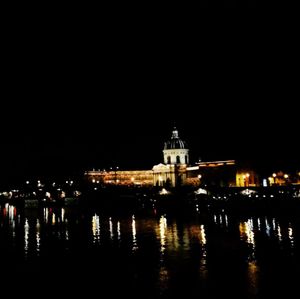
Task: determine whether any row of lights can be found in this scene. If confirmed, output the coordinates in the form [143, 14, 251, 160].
[25, 180, 74, 187]
[92, 177, 135, 184]
[268, 173, 289, 185]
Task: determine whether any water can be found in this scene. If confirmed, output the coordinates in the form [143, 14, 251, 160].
[1, 201, 300, 298]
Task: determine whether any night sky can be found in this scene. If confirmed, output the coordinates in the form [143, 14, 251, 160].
[1, 27, 298, 185]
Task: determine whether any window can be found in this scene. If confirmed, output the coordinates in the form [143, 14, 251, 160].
[167, 156, 171, 164]
[176, 156, 180, 164]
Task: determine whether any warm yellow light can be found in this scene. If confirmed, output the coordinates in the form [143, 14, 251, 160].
[246, 173, 250, 178]
[131, 177, 135, 182]
[284, 174, 289, 179]
[92, 179, 96, 183]
[272, 173, 276, 177]
[198, 174, 202, 179]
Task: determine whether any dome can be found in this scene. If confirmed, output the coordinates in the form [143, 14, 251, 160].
[164, 127, 188, 150]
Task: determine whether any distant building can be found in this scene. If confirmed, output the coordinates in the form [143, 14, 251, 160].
[186, 160, 237, 187]
[152, 127, 189, 187]
[85, 169, 153, 186]
[85, 127, 259, 188]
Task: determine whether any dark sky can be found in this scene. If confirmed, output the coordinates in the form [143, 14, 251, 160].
[1, 27, 298, 184]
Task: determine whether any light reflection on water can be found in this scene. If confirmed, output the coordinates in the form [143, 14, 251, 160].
[24, 218, 29, 257]
[92, 214, 100, 244]
[0, 203, 299, 297]
[109, 217, 114, 240]
[132, 215, 138, 251]
[159, 215, 167, 254]
[36, 219, 40, 254]
[117, 221, 121, 242]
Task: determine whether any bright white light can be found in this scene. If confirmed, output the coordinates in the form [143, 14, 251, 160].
[44, 208, 49, 223]
[265, 217, 271, 237]
[277, 225, 282, 242]
[225, 215, 228, 227]
[200, 224, 206, 245]
[8, 205, 15, 223]
[132, 215, 138, 251]
[159, 215, 167, 253]
[109, 217, 114, 240]
[92, 214, 100, 243]
[240, 189, 257, 196]
[195, 188, 208, 195]
[240, 219, 255, 247]
[117, 221, 121, 241]
[159, 188, 170, 195]
[288, 223, 294, 248]
[24, 218, 29, 256]
[36, 219, 41, 253]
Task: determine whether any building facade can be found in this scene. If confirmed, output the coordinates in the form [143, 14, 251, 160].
[85, 127, 259, 188]
[153, 127, 189, 187]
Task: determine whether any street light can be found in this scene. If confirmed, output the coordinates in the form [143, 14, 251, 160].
[198, 174, 202, 186]
[272, 173, 277, 185]
[284, 174, 289, 185]
[246, 173, 250, 187]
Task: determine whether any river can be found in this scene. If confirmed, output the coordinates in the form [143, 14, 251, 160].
[1, 200, 299, 298]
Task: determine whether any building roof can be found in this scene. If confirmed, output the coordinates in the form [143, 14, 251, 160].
[164, 127, 188, 150]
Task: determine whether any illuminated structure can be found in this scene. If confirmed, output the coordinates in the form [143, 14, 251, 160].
[186, 160, 237, 187]
[153, 127, 189, 187]
[163, 128, 189, 165]
[85, 127, 258, 188]
[85, 169, 153, 186]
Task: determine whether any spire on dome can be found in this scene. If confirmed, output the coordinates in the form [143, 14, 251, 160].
[164, 127, 187, 150]
[171, 127, 179, 139]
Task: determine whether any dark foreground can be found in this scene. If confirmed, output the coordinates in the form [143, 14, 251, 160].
[1, 196, 300, 298]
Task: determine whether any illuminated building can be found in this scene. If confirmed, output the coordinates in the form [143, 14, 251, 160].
[153, 127, 189, 187]
[187, 160, 237, 187]
[85, 127, 258, 188]
[85, 169, 153, 186]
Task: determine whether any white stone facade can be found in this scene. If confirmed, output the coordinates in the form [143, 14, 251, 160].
[163, 148, 189, 165]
